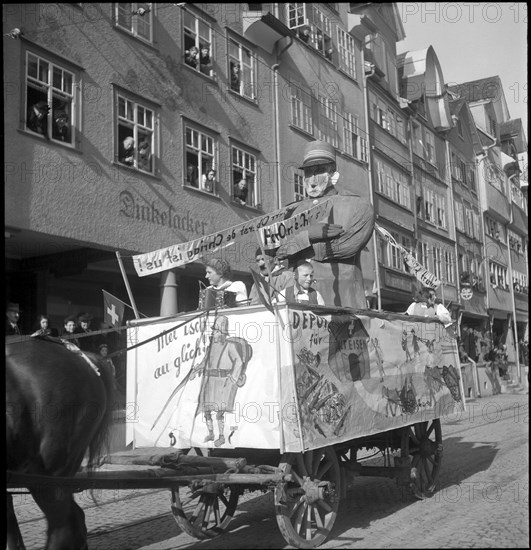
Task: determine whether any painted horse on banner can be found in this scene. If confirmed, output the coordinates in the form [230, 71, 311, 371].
[6, 336, 115, 550]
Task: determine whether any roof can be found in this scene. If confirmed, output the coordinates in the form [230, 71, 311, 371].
[500, 119, 522, 138]
[447, 76, 503, 102]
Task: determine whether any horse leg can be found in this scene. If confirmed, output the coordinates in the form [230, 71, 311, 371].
[6, 492, 26, 550]
[30, 487, 88, 550]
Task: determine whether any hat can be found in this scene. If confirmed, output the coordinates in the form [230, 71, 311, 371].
[299, 140, 336, 169]
[55, 111, 68, 121]
[6, 302, 20, 313]
[65, 314, 77, 323]
[98, 342, 109, 351]
[78, 312, 93, 323]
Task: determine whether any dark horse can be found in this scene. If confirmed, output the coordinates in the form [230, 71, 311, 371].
[6, 336, 115, 550]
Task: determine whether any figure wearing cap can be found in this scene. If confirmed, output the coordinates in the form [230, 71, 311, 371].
[275, 140, 375, 309]
[6, 302, 22, 336]
[189, 315, 253, 447]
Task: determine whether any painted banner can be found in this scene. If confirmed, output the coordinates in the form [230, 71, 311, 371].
[375, 224, 441, 289]
[131, 200, 332, 277]
[127, 305, 464, 452]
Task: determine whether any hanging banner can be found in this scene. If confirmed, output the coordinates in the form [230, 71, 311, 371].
[131, 200, 332, 277]
[127, 306, 464, 453]
[375, 224, 441, 289]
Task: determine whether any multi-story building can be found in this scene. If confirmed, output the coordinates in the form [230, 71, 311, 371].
[4, 3, 372, 332]
[449, 77, 528, 366]
[445, 94, 488, 332]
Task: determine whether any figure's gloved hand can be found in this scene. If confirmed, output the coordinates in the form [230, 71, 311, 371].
[307, 223, 344, 242]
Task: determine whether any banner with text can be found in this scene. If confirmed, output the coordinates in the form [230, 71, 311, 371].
[127, 306, 464, 452]
[375, 224, 441, 289]
[132, 200, 332, 277]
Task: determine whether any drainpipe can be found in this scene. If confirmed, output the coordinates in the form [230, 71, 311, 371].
[505, 192, 521, 382]
[272, 36, 293, 210]
[362, 59, 381, 309]
[444, 139, 459, 314]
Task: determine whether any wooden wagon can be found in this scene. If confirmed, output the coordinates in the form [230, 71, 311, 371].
[8, 303, 465, 548]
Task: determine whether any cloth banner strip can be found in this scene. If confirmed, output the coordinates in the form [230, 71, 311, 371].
[375, 224, 441, 289]
[132, 200, 332, 277]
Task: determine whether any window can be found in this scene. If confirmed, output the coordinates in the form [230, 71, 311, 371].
[229, 38, 256, 100]
[489, 116, 497, 138]
[293, 169, 305, 201]
[368, 92, 406, 144]
[508, 230, 523, 254]
[511, 182, 527, 213]
[444, 249, 455, 284]
[343, 112, 359, 159]
[337, 27, 356, 78]
[485, 161, 503, 191]
[469, 167, 476, 193]
[375, 159, 411, 209]
[232, 146, 258, 208]
[184, 125, 216, 193]
[412, 122, 423, 157]
[115, 3, 153, 43]
[432, 246, 442, 280]
[489, 261, 508, 290]
[424, 129, 436, 164]
[360, 136, 368, 163]
[418, 241, 429, 269]
[485, 216, 503, 240]
[317, 96, 338, 147]
[287, 4, 333, 59]
[457, 117, 463, 138]
[513, 270, 528, 294]
[291, 84, 313, 134]
[455, 201, 465, 232]
[115, 92, 156, 173]
[183, 9, 213, 76]
[25, 51, 77, 146]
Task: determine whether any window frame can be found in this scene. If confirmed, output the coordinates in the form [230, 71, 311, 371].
[114, 89, 158, 174]
[293, 168, 305, 202]
[183, 123, 217, 194]
[231, 144, 259, 208]
[337, 26, 356, 79]
[24, 50, 79, 148]
[115, 3, 154, 44]
[228, 37, 257, 101]
[182, 8, 214, 77]
[290, 83, 313, 135]
[317, 95, 338, 148]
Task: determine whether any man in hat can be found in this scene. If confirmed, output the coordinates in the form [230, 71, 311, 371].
[6, 303, 21, 335]
[275, 140, 375, 309]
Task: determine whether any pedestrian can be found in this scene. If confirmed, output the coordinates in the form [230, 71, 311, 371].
[98, 342, 116, 377]
[32, 314, 59, 337]
[275, 140, 375, 309]
[75, 312, 97, 352]
[248, 248, 293, 305]
[200, 258, 248, 308]
[61, 314, 80, 346]
[6, 302, 22, 335]
[280, 261, 325, 305]
[201, 168, 216, 193]
[406, 287, 453, 327]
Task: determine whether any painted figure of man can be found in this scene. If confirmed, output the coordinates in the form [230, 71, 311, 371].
[190, 315, 252, 447]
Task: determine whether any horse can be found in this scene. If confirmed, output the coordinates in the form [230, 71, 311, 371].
[6, 336, 116, 550]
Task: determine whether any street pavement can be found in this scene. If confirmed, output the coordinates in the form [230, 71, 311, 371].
[11, 392, 529, 549]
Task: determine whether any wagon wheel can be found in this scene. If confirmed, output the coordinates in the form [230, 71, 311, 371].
[274, 447, 341, 549]
[170, 483, 239, 539]
[402, 419, 443, 499]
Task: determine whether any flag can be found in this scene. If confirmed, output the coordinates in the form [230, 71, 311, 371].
[250, 268, 274, 315]
[103, 290, 125, 327]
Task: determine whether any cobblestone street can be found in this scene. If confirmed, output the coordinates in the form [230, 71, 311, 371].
[12, 393, 528, 549]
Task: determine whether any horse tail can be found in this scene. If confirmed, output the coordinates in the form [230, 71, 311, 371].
[87, 357, 117, 469]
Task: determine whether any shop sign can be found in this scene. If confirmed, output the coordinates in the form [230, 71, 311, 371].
[460, 286, 473, 301]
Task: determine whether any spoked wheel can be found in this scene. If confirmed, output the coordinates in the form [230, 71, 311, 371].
[403, 419, 443, 499]
[274, 446, 341, 549]
[171, 483, 239, 539]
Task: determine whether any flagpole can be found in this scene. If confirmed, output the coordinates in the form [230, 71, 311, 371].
[116, 251, 140, 319]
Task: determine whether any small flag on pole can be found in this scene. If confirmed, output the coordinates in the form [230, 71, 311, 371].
[103, 290, 126, 327]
